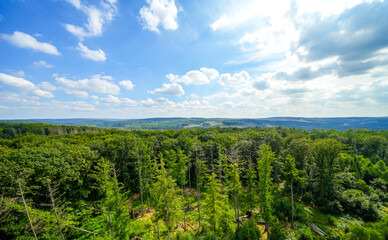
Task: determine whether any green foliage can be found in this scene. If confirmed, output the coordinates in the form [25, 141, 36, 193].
[257, 144, 275, 230]
[1, 123, 388, 239]
[238, 218, 262, 240]
[344, 225, 383, 240]
[338, 189, 380, 222]
[269, 221, 287, 240]
[152, 153, 182, 235]
[312, 138, 342, 206]
[297, 226, 314, 240]
[202, 173, 235, 238]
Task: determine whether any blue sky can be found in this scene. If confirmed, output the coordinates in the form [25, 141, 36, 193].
[0, 0, 388, 119]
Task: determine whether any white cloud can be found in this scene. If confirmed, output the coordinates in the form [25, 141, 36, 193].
[65, 0, 117, 38]
[0, 73, 35, 90]
[33, 60, 54, 68]
[169, 67, 219, 85]
[47, 100, 95, 111]
[119, 80, 135, 90]
[210, 15, 230, 31]
[33, 89, 54, 98]
[77, 42, 106, 61]
[139, 0, 179, 33]
[0, 73, 54, 98]
[38, 82, 56, 91]
[101, 94, 121, 104]
[66, 0, 82, 9]
[1, 31, 60, 55]
[13, 71, 26, 78]
[149, 83, 184, 96]
[219, 71, 250, 87]
[56, 74, 120, 97]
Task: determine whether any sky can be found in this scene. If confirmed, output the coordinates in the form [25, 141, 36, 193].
[0, 0, 388, 119]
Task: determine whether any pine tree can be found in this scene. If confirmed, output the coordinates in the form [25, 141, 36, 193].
[246, 158, 257, 214]
[94, 157, 131, 240]
[257, 144, 275, 235]
[152, 153, 182, 240]
[177, 149, 188, 230]
[203, 173, 234, 239]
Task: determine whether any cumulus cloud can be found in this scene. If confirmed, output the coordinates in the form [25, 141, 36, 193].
[210, 15, 230, 31]
[219, 71, 250, 87]
[139, 0, 179, 33]
[0, 73, 35, 90]
[1, 31, 60, 55]
[295, 1, 388, 78]
[169, 67, 219, 85]
[77, 42, 106, 61]
[0, 73, 54, 98]
[56, 74, 120, 98]
[149, 83, 184, 96]
[101, 94, 121, 104]
[65, 0, 117, 38]
[38, 82, 56, 91]
[33, 60, 54, 68]
[119, 80, 135, 90]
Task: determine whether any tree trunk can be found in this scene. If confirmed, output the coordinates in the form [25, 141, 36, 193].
[108, 207, 113, 240]
[139, 165, 144, 216]
[210, 144, 214, 174]
[147, 192, 150, 213]
[225, 218, 228, 240]
[48, 182, 65, 240]
[291, 182, 294, 228]
[181, 180, 186, 231]
[197, 185, 201, 229]
[188, 159, 191, 189]
[167, 206, 171, 240]
[157, 221, 160, 240]
[196, 156, 201, 229]
[18, 177, 38, 240]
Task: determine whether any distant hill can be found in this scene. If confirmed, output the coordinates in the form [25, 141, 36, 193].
[2, 117, 388, 131]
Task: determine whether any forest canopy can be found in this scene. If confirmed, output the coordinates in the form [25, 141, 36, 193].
[0, 123, 387, 239]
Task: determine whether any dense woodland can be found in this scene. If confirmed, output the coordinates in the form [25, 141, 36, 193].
[0, 123, 388, 239]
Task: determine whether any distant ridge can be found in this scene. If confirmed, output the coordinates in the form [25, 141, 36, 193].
[1, 117, 388, 131]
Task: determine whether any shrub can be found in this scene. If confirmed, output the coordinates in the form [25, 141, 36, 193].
[344, 225, 383, 240]
[238, 219, 262, 240]
[269, 221, 287, 240]
[338, 189, 381, 221]
[297, 226, 314, 240]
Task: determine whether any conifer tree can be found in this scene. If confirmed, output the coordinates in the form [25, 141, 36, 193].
[152, 153, 182, 240]
[246, 158, 257, 214]
[94, 158, 131, 240]
[257, 144, 275, 235]
[177, 149, 188, 230]
[203, 173, 233, 239]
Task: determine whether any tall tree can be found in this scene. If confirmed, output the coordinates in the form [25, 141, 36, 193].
[94, 158, 131, 240]
[282, 155, 304, 228]
[245, 158, 257, 214]
[176, 149, 188, 230]
[312, 139, 342, 205]
[152, 153, 182, 240]
[203, 173, 233, 239]
[257, 144, 275, 234]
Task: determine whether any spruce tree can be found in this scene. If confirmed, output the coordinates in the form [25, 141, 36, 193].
[152, 153, 182, 240]
[257, 144, 275, 235]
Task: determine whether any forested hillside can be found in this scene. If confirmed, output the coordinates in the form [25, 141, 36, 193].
[3, 117, 388, 131]
[1, 124, 388, 239]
